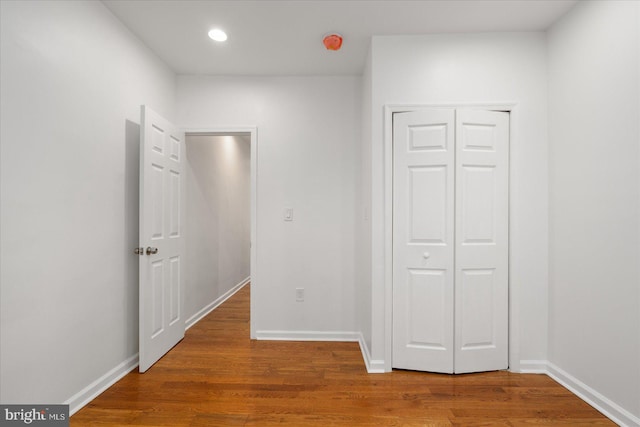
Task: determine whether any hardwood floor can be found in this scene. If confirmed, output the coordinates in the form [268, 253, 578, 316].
[71, 285, 613, 426]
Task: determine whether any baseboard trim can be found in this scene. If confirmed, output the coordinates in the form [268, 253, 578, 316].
[357, 332, 386, 373]
[518, 359, 548, 374]
[65, 353, 138, 416]
[255, 330, 360, 342]
[546, 361, 640, 427]
[255, 330, 388, 374]
[185, 276, 250, 330]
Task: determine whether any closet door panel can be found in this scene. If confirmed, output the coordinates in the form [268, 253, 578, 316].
[392, 109, 455, 373]
[454, 109, 509, 374]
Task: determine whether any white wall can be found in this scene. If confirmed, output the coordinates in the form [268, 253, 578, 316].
[177, 76, 360, 337]
[367, 33, 549, 369]
[185, 135, 250, 320]
[548, 0, 640, 422]
[357, 46, 373, 355]
[0, 0, 175, 406]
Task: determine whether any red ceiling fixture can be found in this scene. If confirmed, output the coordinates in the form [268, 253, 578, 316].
[323, 33, 343, 51]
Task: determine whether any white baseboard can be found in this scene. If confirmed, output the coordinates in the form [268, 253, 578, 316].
[185, 276, 250, 330]
[357, 332, 386, 373]
[255, 330, 360, 342]
[65, 353, 138, 416]
[254, 330, 387, 374]
[546, 361, 640, 427]
[518, 359, 548, 374]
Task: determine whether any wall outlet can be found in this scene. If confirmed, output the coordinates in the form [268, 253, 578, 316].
[295, 288, 304, 302]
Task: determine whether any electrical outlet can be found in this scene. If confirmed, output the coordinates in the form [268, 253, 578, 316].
[295, 288, 304, 302]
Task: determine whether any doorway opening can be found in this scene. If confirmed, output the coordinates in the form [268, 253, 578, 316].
[184, 129, 257, 338]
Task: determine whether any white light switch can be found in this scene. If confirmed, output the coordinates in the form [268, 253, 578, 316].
[284, 207, 293, 221]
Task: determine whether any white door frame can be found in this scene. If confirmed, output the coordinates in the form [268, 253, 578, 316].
[183, 126, 258, 339]
[383, 103, 520, 372]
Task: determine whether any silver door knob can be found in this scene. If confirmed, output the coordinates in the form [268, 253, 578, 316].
[146, 247, 158, 255]
[423, 252, 430, 259]
[134, 247, 144, 255]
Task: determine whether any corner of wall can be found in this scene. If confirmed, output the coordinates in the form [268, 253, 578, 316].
[357, 332, 385, 373]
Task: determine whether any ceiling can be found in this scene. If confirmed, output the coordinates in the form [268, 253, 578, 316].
[102, 0, 577, 76]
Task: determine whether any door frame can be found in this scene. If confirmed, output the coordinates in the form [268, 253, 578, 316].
[183, 126, 258, 339]
[383, 103, 520, 372]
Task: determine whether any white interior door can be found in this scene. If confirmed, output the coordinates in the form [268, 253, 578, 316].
[454, 109, 509, 373]
[392, 108, 509, 374]
[139, 105, 185, 373]
[392, 109, 456, 373]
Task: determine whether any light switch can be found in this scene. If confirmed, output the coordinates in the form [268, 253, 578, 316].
[284, 207, 293, 221]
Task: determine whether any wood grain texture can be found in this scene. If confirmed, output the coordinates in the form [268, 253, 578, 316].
[71, 284, 613, 426]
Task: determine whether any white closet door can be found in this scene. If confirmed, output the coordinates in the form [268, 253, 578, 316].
[139, 106, 185, 373]
[454, 109, 509, 373]
[392, 109, 456, 373]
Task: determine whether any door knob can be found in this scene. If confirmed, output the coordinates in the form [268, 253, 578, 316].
[146, 247, 158, 255]
[423, 252, 430, 259]
[134, 247, 144, 255]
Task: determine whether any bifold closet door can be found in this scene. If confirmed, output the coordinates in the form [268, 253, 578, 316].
[454, 109, 509, 374]
[392, 108, 509, 374]
[392, 109, 456, 373]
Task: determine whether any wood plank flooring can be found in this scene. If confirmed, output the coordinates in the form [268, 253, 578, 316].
[71, 285, 613, 426]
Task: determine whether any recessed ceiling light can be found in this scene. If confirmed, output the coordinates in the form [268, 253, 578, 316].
[208, 29, 227, 42]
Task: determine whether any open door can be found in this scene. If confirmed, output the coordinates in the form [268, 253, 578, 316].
[138, 106, 185, 372]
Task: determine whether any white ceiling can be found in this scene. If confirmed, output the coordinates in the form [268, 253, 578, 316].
[102, 0, 577, 76]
